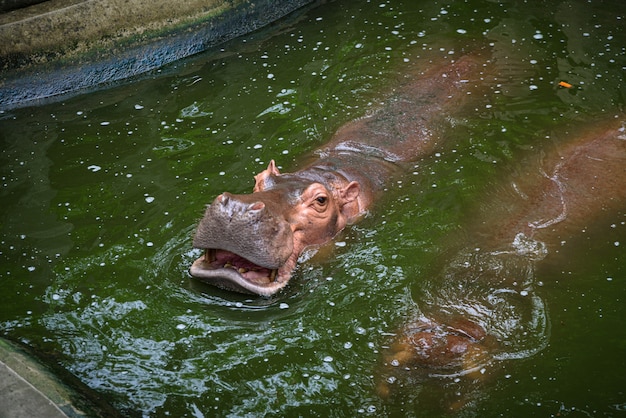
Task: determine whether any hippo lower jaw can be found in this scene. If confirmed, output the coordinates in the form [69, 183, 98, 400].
[189, 248, 291, 296]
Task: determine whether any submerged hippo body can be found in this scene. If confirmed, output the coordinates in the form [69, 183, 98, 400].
[190, 53, 490, 295]
[377, 119, 626, 403]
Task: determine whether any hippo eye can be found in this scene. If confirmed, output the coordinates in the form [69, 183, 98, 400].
[315, 196, 328, 205]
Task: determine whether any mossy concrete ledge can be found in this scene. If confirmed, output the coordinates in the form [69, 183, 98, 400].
[0, 0, 316, 110]
[0, 337, 122, 418]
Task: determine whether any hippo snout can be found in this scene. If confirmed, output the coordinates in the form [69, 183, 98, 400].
[192, 192, 295, 269]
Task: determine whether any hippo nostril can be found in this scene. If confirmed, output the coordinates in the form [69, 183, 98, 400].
[248, 202, 265, 212]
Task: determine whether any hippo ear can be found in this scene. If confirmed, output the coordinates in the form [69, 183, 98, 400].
[253, 160, 281, 192]
[338, 181, 361, 220]
[340, 181, 360, 204]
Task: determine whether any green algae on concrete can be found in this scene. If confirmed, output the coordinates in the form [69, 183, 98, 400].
[0, 0, 316, 109]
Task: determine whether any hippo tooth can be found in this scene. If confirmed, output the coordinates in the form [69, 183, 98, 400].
[224, 263, 233, 269]
[269, 269, 277, 281]
[205, 248, 216, 263]
[238, 267, 248, 274]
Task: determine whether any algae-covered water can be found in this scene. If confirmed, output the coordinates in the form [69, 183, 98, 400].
[1, 0, 626, 416]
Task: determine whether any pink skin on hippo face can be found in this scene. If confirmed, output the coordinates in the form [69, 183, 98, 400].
[190, 160, 362, 296]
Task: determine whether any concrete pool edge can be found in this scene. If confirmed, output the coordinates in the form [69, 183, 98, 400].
[0, 0, 317, 111]
[0, 337, 123, 417]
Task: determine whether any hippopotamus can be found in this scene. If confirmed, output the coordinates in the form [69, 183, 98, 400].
[377, 118, 626, 403]
[190, 52, 491, 295]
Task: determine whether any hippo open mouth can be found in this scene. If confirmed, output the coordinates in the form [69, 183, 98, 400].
[190, 248, 284, 295]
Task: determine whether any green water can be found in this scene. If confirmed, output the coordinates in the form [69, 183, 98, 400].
[1, 0, 625, 416]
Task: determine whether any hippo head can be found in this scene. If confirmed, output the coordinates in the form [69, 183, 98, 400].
[190, 160, 362, 296]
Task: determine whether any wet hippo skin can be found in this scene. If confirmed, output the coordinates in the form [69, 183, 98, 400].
[190, 52, 492, 296]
